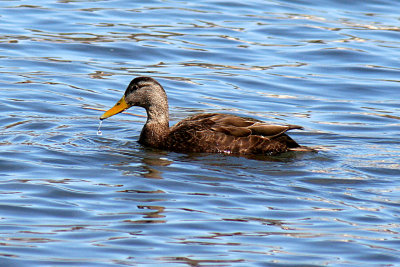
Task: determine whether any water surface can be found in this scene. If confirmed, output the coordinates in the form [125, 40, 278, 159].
[0, 0, 400, 266]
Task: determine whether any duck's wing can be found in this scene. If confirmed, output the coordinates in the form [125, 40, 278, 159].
[248, 123, 303, 138]
[206, 114, 303, 138]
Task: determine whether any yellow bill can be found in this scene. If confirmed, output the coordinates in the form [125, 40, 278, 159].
[100, 95, 130, 120]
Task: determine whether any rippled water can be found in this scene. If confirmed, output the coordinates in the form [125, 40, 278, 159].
[1, 0, 400, 266]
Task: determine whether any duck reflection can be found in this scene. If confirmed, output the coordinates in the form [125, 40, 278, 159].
[108, 146, 173, 179]
[111, 150, 172, 224]
[141, 154, 172, 179]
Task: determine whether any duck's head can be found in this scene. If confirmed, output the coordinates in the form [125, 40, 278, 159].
[100, 76, 167, 120]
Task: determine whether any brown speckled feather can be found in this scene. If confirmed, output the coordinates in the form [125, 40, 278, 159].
[165, 113, 304, 155]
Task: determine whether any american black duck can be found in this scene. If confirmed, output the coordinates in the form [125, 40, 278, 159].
[100, 76, 312, 155]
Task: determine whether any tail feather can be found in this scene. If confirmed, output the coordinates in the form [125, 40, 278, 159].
[288, 146, 317, 152]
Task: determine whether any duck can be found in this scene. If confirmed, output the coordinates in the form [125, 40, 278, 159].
[100, 76, 312, 155]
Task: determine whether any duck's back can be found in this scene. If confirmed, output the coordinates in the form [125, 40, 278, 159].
[164, 113, 304, 155]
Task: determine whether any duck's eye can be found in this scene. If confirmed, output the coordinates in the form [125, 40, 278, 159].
[125, 83, 138, 97]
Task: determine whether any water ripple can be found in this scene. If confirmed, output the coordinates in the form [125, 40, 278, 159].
[0, 0, 400, 266]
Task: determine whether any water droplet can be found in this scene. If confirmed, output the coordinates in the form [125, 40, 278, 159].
[97, 120, 103, 136]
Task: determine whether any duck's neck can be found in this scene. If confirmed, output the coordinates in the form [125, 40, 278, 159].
[139, 105, 170, 148]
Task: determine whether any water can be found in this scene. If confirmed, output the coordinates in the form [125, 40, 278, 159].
[1, 0, 400, 266]
[97, 120, 103, 136]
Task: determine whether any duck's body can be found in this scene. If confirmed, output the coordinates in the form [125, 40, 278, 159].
[156, 113, 304, 154]
[100, 77, 311, 155]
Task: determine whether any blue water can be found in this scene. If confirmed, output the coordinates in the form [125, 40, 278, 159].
[1, 0, 400, 266]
